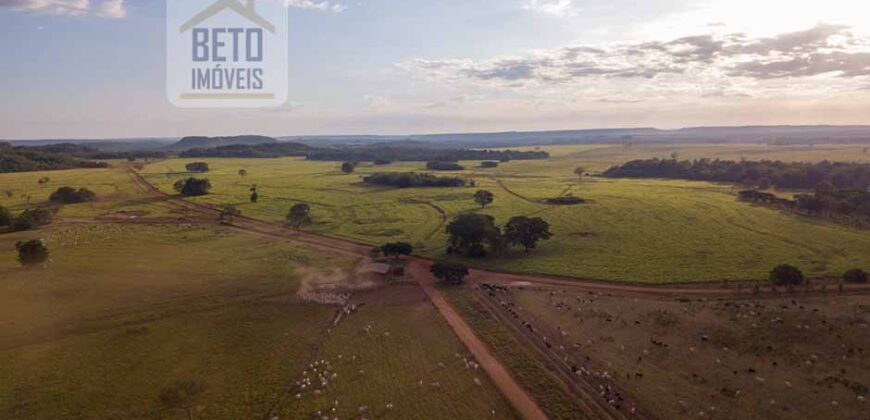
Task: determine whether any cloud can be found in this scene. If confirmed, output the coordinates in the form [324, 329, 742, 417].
[287, 0, 346, 13]
[0, 0, 127, 18]
[401, 24, 870, 88]
[0, 0, 89, 16]
[93, 0, 124, 18]
[523, 0, 575, 17]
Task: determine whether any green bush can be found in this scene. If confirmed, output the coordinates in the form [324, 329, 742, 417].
[769, 264, 805, 286]
[49, 186, 97, 204]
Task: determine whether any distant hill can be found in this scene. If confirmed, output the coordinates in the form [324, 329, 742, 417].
[168, 135, 279, 151]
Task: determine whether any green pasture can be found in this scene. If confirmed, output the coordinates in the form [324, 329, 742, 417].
[140, 150, 870, 282]
[0, 166, 170, 218]
[0, 224, 510, 419]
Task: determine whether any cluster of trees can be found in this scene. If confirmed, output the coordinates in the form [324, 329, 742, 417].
[603, 158, 870, 191]
[0, 143, 109, 173]
[0, 206, 55, 232]
[739, 183, 870, 222]
[306, 146, 548, 163]
[362, 172, 467, 188]
[179, 142, 312, 158]
[446, 214, 552, 257]
[480, 161, 499, 168]
[185, 162, 210, 173]
[173, 178, 212, 196]
[49, 187, 97, 204]
[769, 264, 868, 286]
[426, 161, 465, 171]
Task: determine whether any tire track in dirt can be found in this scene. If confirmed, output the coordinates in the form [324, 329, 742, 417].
[125, 169, 870, 419]
[129, 169, 548, 419]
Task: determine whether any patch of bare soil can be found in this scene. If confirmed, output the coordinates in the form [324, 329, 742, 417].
[496, 285, 870, 420]
[97, 210, 149, 221]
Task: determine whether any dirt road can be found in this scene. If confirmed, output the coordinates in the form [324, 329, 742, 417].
[124, 169, 870, 419]
[128, 170, 550, 419]
[410, 261, 549, 420]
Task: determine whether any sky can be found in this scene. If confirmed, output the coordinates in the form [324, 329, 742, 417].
[2, 0, 870, 139]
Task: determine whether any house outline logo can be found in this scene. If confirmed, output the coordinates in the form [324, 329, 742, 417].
[179, 0, 275, 34]
[166, 0, 289, 109]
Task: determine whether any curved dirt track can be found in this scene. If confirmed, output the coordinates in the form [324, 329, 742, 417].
[128, 170, 550, 419]
[126, 169, 870, 419]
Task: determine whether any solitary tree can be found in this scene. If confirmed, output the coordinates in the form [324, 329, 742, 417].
[380, 242, 413, 261]
[769, 264, 805, 287]
[219, 205, 241, 224]
[16, 239, 49, 266]
[844, 268, 868, 284]
[431, 262, 469, 285]
[37, 177, 50, 186]
[286, 203, 312, 228]
[173, 178, 212, 197]
[341, 162, 356, 174]
[503, 216, 553, 252]
[158, 379, 205, 420]
[473, 190, 494, 209]
[249, 185, 259, 203]
[574, 167, 586, 180]
[445, 214, 503, 257]
[238, 169, 248, 178]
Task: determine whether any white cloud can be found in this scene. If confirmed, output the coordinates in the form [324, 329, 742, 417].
[93, 0, 124, 18]
[287, 0, 346, 13]
[399, 24, 870, 101]
[523, 0, 575, 17]
[0, 0, 126, 18]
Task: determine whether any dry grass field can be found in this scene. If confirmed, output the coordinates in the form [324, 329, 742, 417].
[0, 221, 513, 419]
[489, 284, 870, 419]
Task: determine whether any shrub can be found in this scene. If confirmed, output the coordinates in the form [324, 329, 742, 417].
[431, 262, 469, 285]
[16, 239, 49, 266]
[173, 178, 212, 197]
[341, 162, 357, 173]
[844, 268, 868, 284]
[286, 203, 312, 228]
[544, 196, 585, 205]
[49, 186, 97, 204]
[185, 162, 210, 173]
[769, 264, 805, 286]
